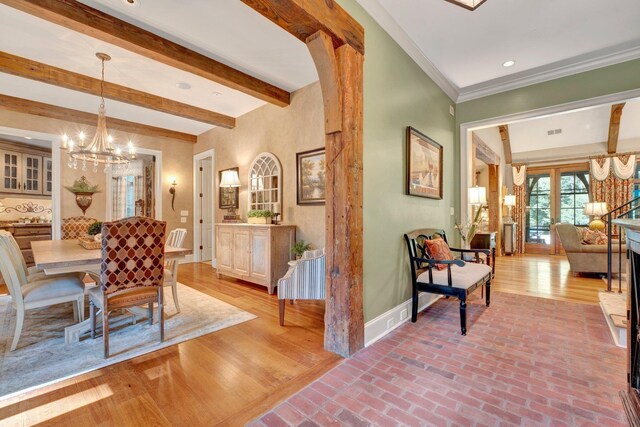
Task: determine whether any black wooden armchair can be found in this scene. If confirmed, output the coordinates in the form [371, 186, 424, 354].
[404, 228, 492, 335]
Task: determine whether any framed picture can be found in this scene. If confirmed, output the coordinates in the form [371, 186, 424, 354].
[219, 167, 239, 209]
[406, 126, 443, 199]
[296, 148, 326, 205]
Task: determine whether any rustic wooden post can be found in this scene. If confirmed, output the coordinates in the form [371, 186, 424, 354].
[307, 35, 364, 357]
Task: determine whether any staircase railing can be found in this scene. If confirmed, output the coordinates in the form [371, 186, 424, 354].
[605, 196, 640, 292]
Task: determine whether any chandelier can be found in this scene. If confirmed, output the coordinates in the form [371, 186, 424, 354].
[445, 0, 487, 11]
[61, 52, 135, 173]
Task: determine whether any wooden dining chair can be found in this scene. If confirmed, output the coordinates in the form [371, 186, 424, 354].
[88, 216, 166, 358]
[61, 216, 98, 240]
[0, 233, 85, 351]
[164, 228, 187, 313]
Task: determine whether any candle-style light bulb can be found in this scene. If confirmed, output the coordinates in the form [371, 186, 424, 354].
[78, 131, 86, 147]
[61, 134, 68, 150]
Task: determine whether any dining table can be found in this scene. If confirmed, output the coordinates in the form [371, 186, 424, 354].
[31, 239, 192, 344]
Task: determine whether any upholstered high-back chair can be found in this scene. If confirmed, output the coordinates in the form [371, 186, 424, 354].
[88, 216, 166, 358]
[277, 249, 325, 326]
[61, 216, 98, 240]
[164, 228, 187, 313]
[0, 232, 85, 351]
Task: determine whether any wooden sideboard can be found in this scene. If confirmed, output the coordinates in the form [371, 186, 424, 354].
[215, 223, 296, 294]
[0, 223, 52, 266]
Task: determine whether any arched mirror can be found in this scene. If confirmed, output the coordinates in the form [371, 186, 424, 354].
[248, 152, 281, 213]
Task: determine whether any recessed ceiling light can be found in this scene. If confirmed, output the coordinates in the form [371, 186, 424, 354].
[121, 0, 141, 7]
[212, 91, 222, 96]
[175, 82, 191, 90]
[503, 60, 516, 68]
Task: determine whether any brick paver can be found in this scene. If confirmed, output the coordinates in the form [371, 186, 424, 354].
[252, 292, 627, 426]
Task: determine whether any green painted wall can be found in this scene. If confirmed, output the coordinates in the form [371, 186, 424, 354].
[457, 59, 640, 124]
[339, 0, 456, 322]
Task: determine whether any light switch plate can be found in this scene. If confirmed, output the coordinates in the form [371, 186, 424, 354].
[180, 210, 189, 216]
[450, 207, 455, 216]
[180, 217, 187, 223]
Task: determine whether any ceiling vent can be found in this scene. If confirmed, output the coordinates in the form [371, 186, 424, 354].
[547, 129, 562, 136]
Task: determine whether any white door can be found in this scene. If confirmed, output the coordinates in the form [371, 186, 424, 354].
[199, 158, 213, 262]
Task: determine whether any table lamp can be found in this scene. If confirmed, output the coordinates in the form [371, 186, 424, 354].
[583, 202, 607, 231]
[504, 194, 516, 224]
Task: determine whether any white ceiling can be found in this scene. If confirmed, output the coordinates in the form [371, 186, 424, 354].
[357, 0, 640, 101]
[0, 1, 318, 135]
[473, 98, 640, 155]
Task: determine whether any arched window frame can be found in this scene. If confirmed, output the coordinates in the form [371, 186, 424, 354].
[248, 152, 282, 213]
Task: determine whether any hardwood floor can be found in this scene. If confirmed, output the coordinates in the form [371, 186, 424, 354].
[0, 254, 610, 426]
[492, 253, 610, 304]
[0, 263, 342, 426]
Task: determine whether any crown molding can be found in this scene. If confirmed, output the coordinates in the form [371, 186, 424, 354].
[356, 0, 640, 104]
[457, 41, 640, 102]
[355, 0, 459, 102]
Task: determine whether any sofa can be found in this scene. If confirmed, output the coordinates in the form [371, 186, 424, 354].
[555, 223, 626, 274]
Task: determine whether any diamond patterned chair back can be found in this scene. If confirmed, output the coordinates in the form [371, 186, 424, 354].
[61, 216, 98, 240]
[100, 216, 166, 295]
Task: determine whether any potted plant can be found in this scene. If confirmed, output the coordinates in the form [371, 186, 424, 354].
[88, 221, 103, 242]
[291, 240, 312, 260]
[65, 176, 100, 215]
[247, 209, 275, 224]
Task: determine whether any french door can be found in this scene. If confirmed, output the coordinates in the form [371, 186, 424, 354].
[525, 165, 590, 254]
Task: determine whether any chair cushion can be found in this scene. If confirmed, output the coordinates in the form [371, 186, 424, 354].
[26, 266, 86, 283]
[423, 238, 453, 270]
[88, 286, 158, 310]
[22, 276, 85, 303]
[417, 262, 492, 290]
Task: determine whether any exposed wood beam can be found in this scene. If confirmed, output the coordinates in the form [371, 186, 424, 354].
[472, 132, 500, 165]
[240, 0, 364, 56]
[0, 0, 290, 107]
[306, 32, 342, 134]
[607, 103, 625, 154]
[498, 125, 512, 164]
[0, 94, 197, 143]
[0, 51, 235, 129]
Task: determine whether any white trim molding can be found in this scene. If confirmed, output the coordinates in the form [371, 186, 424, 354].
[365, 293, 441, 347]
[192, 149, 215, 265]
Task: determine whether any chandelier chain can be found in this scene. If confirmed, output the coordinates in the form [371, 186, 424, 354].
[100, 57, 105, 109]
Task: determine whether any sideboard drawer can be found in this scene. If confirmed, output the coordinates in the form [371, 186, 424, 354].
[13, 226, 51, 237]
[14, 234, 50, 250]
[22, 250, 34, 265]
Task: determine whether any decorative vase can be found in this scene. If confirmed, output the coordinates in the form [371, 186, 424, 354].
[74, 192, 94, 215]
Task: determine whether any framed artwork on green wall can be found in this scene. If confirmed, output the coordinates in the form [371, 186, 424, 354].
[406, 126, 443, 200]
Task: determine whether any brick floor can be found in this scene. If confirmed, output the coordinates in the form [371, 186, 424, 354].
[249, 292, 627, 426]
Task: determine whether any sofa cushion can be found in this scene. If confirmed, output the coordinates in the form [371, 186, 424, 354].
[582, 228, 608, 245]
[423, 238, 453, 271]
[417, 263, 491, 289]
[581, 243, 626, 253]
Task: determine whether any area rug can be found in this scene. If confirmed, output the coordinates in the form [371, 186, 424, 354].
[0, 283, 256, 399]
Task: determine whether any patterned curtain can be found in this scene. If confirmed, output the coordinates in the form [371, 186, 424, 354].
[590, 156, 634, 234]
[112, 177, 128, 220]
[512, 165, 527, 254]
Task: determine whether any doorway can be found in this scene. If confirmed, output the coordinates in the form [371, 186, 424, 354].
[193, 149, 215, 265]
[525, 164, 590, 254]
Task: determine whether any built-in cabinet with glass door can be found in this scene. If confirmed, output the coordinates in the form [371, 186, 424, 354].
[0, 141, 52, 196]
[525, 164, 590, 254]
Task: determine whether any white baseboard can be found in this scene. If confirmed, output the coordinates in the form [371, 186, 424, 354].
[178, 254, 195, 264]
[364, 293, 442, 347]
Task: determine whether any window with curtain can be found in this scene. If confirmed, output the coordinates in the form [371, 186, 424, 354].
[526, 174, 551, 244]
[111, 159, 149, 220]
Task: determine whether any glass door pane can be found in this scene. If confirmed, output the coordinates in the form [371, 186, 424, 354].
[560, 171, 590, 226]
[526, 173, 552, 246]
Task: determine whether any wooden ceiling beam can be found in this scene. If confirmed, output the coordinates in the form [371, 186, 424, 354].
[0, 51, 235, 129]
[0, 0, 290, 107]
[0, 94, 197, 143]
[498, 124, 513, 164]
[472, 132, 500, 165]
[607, 103, 625, 154]
[240, 0, 364, 56]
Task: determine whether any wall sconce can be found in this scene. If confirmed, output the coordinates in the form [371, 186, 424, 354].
[169, 177, 177, 211]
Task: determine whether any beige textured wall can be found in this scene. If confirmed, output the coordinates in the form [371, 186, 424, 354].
[0, 110, 194, 249]
[195, 82, 325, 250]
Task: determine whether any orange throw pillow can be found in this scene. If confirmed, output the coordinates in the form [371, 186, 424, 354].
[423, 238, 453, 271]
[582, 228, 608, 245]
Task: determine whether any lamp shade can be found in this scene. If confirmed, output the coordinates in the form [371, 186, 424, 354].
[468, 186, 487, 205]
[220, 170, 240, 187]
[584, 202, 608, 217]
[504, 194, 516, 207]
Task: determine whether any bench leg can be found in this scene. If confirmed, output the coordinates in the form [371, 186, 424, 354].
[485, 280, 491, 307]
[411, 289, 419, 322]
[459, 299, 467, 336]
